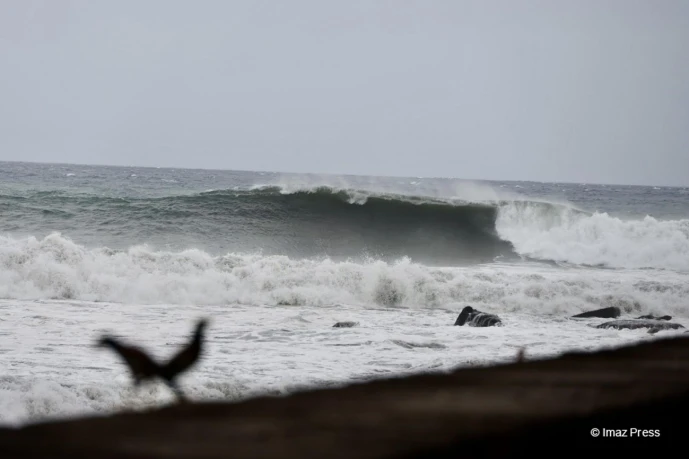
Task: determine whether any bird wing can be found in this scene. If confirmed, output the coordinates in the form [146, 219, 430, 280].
[160, 342, 199, 380]
[100, 337, 160, 380]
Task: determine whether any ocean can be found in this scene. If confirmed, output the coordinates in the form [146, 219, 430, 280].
[1, 160, 688, 425]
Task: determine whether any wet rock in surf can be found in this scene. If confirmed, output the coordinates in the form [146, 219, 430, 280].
[596, 319, 684, 333]
[636, 314, 672, 321]
[454, 306, 502, 327]
[571, 307, 620, 319]
[333, 321, 359, 328]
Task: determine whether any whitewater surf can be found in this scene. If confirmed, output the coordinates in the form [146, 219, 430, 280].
[0, 161, 687, 426]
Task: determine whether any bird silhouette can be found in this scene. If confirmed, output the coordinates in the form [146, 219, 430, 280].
[97, 318, 209, 401]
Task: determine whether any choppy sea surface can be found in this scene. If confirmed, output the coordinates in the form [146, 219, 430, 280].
[1, 161, 687, 425]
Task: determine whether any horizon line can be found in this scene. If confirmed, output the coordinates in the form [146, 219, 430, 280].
[0, 159, 685, 189]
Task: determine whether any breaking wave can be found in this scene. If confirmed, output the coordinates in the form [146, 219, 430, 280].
[0, 233, 688, 317]
[1, 184, 688, 270]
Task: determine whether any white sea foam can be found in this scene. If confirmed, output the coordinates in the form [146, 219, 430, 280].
[496, 201, 689, 271]
[0, 233, 687, 317]
[1, 298, 685, 426]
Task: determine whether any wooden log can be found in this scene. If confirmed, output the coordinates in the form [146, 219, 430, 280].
[1, 336, 687, 457]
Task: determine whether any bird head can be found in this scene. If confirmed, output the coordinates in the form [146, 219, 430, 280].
[96, 336, 117, 348]
[194, 318, 209, 338]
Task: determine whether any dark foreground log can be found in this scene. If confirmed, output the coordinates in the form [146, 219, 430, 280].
[2, 336, 689, 458]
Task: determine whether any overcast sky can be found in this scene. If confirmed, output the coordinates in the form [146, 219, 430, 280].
[1, 1, 687, 186]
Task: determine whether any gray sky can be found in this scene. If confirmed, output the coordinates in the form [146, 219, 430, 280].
[1, 0, 688, 186]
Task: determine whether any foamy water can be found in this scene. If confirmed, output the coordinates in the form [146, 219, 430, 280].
[2, 296, 685, 426]
[496, 202, 689, 271]
[1, 234, 688, 315]
[1, 163, 688, 426]
[1, 244, 688, 426]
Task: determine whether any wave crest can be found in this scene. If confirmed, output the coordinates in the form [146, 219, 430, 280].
[2, 184, 688, 271]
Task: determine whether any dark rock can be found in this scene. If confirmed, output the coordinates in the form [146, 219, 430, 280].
[636, 314, 672, 321]
[571, 306, 621, 319]
[333, 321, 359, 328]
[596, 319, 684, 333]
[454, 306, 502, 327]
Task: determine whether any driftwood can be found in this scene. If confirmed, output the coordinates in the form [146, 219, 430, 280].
[1, 336, 687, 457]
